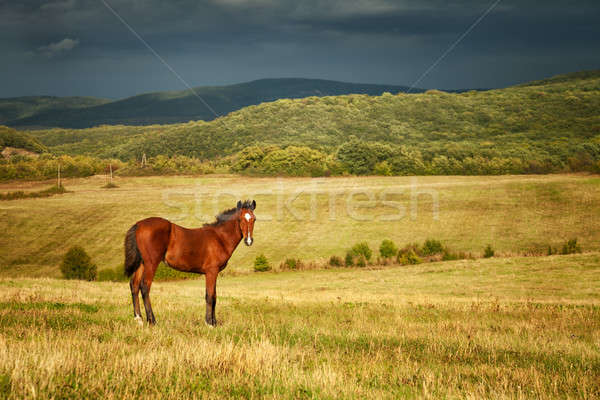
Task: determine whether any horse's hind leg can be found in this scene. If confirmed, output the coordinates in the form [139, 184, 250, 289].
[140, 261, 158, 325]
[130, 265, 144, 325]
[205, 270, 218, 326]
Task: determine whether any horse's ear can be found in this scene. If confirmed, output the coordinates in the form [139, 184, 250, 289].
[251, 200, 256, 210]
[237, 200, 242, 210]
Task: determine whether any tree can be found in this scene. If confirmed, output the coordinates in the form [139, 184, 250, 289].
[61, 246, 97, 281]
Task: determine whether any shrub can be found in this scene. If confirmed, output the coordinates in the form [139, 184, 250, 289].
[329, 255, 343, 267]
[484, 244, 495, 258]
[379, 239, 398, 259]
[421, 239, 444, 256]
[561, 239, 582, 255]
[398, 243, 421, 256]
[344, 251, 354, 267]
[61, 246, 97, 281]
[355, 256, 367, 268]
[280, 258, 303, 270]
[547, 245, 559, 256]
[254, 254, 271, 272]
[398, 250, 422, 265]
[350, 242, 372, 261]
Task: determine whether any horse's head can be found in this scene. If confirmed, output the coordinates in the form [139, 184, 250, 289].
[237, 200, 256, 246]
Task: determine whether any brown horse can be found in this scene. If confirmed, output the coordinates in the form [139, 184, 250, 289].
[124, 200, 256, 326]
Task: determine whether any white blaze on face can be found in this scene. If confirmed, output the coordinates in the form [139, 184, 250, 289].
[244, 213, 253, 245]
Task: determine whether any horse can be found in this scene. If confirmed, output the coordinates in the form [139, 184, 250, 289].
[124, 199, 256, 326]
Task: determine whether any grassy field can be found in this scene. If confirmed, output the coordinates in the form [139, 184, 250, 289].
[0, 174, 599, 277]
[1, 174, 600, 276]
[0, 253, 598, 398]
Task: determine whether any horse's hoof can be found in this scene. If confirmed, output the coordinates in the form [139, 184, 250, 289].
[134, 315, 143, 326]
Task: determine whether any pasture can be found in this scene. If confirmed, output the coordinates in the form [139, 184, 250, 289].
[0, 174, 599, 398]
[0, 254, 599, 398]
[1, 174, 599, 277]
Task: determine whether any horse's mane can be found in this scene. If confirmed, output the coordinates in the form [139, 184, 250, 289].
[204, 200, 253, 227]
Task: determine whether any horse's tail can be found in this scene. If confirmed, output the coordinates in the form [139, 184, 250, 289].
[124, 224, 142, 277]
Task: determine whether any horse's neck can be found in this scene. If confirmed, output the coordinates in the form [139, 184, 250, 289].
[214, 217, 242, 256]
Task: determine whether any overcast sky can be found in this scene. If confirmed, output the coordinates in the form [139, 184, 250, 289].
[1, 0, 599, 99]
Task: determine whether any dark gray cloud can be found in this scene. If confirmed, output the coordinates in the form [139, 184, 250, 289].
[1, 0, 599, 98]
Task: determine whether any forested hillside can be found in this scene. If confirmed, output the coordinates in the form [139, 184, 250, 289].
[0, 126, 46, 154]
[1, 70, 599, 180]
[4, 79, 421, 128]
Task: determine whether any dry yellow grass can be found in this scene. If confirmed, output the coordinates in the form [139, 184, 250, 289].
[0, 253, 599, 398]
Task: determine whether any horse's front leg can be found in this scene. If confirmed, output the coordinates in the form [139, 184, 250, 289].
[205, 270, 218, 326]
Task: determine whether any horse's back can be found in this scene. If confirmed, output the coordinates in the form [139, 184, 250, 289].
[135, 217, 172, 263]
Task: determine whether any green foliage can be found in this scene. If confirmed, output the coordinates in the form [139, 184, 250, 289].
[398, 250, 422, 265]
[350, 242, 372, 261]
[561, 239, 582, 255]
[280, 258, 303, 270]
[344, 251, 354, 267]
[0, 126, 47, 153]
[421, 239, 445, 256]
[328, 255, 343, 267]
[16, 70, 600, 177]
[3, 79, 411, 128]
[61, 246, 97, 281]
[379, 239, 398, 259]
[253, 254, 271, 272]
[373, 161, 393, 176]
[484, 244, 495, 258]
[250, 146, 328, 176]
[355, 256, 367, 268]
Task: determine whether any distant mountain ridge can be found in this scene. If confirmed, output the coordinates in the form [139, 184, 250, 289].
[2, 78, 430, 129]
[0, 96, 110, 126]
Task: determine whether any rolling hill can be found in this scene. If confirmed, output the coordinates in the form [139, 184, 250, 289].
[0, 96, 110, 127]
[3, 79, 425, 129]
[26, 70, 600, 160]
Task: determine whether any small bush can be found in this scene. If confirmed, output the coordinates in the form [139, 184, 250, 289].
[398, 250, 422, 265]
[280, 258, 303, 270]
[355, 255, 367, 268]
[398, 243, 422, 257]
[561, 239, 582, 255]
[421, 239, 444, 256]
[61, 246, 97, 281]
[547, 245, 559, 256]
[350, 242, 372, 261]
[345, 251, 354, 267]
[254, 254, 271, 272]
[484, 244, 495, 258]
[379, 239, 398, 259]
[329, 255, 343, 267]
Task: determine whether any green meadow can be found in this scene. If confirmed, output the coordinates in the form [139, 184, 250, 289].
[1, 174, 599, 277]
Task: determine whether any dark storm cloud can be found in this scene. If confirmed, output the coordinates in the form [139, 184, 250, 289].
[1, 0, 599, 97]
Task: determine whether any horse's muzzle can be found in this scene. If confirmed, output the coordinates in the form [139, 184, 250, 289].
[245, 237, 253, 246]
